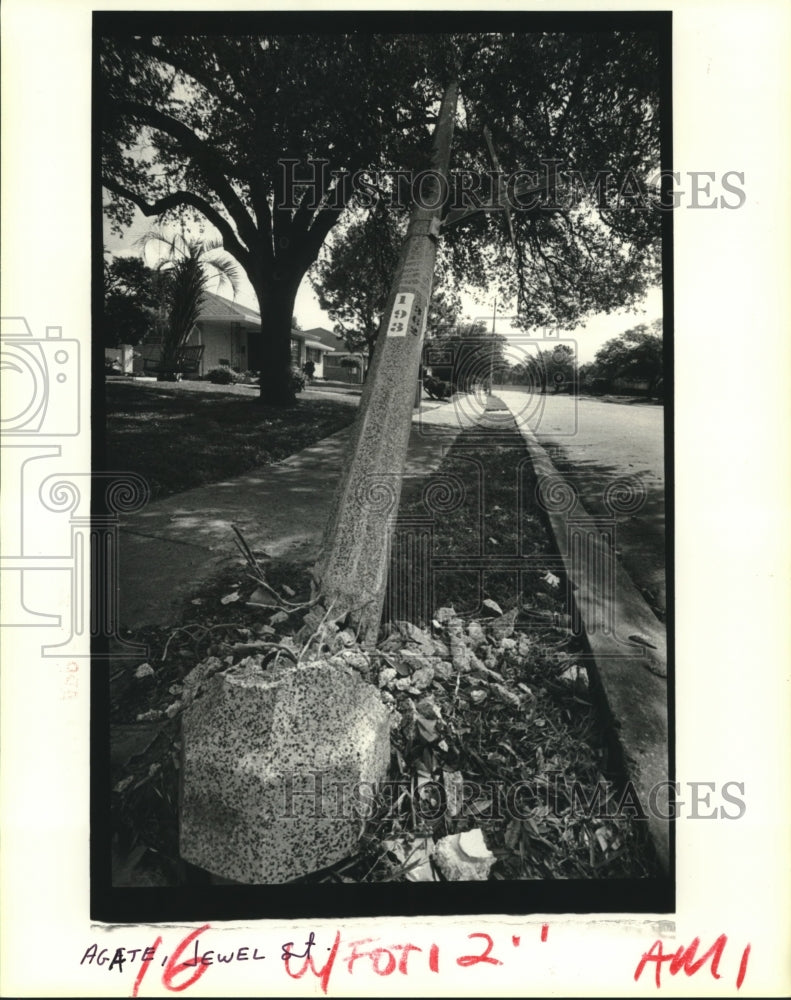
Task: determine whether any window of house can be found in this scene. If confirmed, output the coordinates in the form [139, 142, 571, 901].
[290, 339, 301, 364]
[306, 347, 322, 364]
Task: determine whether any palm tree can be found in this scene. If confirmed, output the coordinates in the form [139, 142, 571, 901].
[138, 231, 240, 380]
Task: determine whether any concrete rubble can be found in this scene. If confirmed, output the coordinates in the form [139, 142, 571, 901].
[432, 829, 496, 881]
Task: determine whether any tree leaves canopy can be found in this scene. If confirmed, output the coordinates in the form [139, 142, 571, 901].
[101, 33, 445, 287]
[102, 254, 167, 347]
[100, 26, 663, 333]
[447, 31, 662, 327]
[309, 209, 405, 357]
[589, 318, 663, 389]
[309, 207, 465, 357]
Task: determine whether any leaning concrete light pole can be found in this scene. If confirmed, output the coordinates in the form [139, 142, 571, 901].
[314, 79, 460, 644]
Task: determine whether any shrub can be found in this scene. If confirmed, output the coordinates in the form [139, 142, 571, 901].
[424, 375, 452, 400]
[210, 366, 305, 391]
[588, 377, 611, 396]
[206, 365, 236, 384]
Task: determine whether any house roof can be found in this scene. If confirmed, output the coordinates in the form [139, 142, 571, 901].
[197, 297, 347, 353]
[302, 339, 334, 353]
[198, 290, 262, 326]
[299, 326, 346, 352]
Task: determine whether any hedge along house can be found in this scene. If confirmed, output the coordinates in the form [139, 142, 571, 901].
[133, 291, 335, 377]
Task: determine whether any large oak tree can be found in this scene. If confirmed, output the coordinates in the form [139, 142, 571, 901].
[99, 26, 663, 404]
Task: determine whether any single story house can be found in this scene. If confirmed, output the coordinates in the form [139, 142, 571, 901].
[297, 326, 371, 384]
[293, 326, 345, 379]
[130, 292, 337, 378]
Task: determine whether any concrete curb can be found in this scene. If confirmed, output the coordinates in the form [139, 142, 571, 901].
[507, 406, 670, 873]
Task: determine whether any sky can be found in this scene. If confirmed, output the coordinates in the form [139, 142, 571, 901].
[104, 207, 662, 365]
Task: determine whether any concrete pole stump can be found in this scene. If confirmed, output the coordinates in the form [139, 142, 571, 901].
[179, 658, 391, 883]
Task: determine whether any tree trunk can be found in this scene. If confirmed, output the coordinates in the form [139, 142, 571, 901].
[253, 277, 301, 406]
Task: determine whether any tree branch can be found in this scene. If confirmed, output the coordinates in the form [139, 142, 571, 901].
[303, 173, 355, 263]
[104, 99, 260, 253]
[248, 177, 275, 269]
[127, 38, 250, 119]
[101, 177, 253, 275]
[120, 38, 273, 270]
[529, 220, 563, 314]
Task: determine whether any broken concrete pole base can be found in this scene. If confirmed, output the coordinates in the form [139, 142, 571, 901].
[180, 659, 391, 884]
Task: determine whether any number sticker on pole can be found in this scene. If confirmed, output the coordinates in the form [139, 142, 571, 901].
[386, 293, 414, 337]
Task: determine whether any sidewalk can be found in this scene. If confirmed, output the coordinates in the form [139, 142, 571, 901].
[117, 394, 478, 629]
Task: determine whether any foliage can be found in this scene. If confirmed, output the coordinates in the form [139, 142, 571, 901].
[510, 343, 577, 393]
[589, 318, 663, 392]
[426, 321, 507, 391]
[577, 361, 608, 395]
[99, 27, 663, 401]
[426, 283, 464, 340]
[423, 375, 453, 400]
[139, 231, 240, 380]
[110, 412, 659, 885]
[311, 208, 464, 360]
[99, 32, 448, 402]
[310, 209, 404, 358]
[206, 365, 238, 385]
[102, 253, 167, 347]
[206, 365, 260, 385]
[290, 366, 307, 393]
[447, 31, 663, 329]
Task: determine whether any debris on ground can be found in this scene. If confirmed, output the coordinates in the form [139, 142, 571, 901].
[110, 569, 658, 885]
[109, 407, 659, 886]
[433, 829, 496, 881]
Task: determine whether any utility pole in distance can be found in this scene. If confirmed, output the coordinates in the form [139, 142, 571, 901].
[314, 79, 460, 644]
[473, 300, 503, 395]
[490, 296, 497, 393]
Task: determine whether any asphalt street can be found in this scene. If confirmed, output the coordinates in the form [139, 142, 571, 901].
[496, 388, 668, 618]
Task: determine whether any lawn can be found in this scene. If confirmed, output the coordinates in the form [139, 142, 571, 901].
[104, 381, 358, 500]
